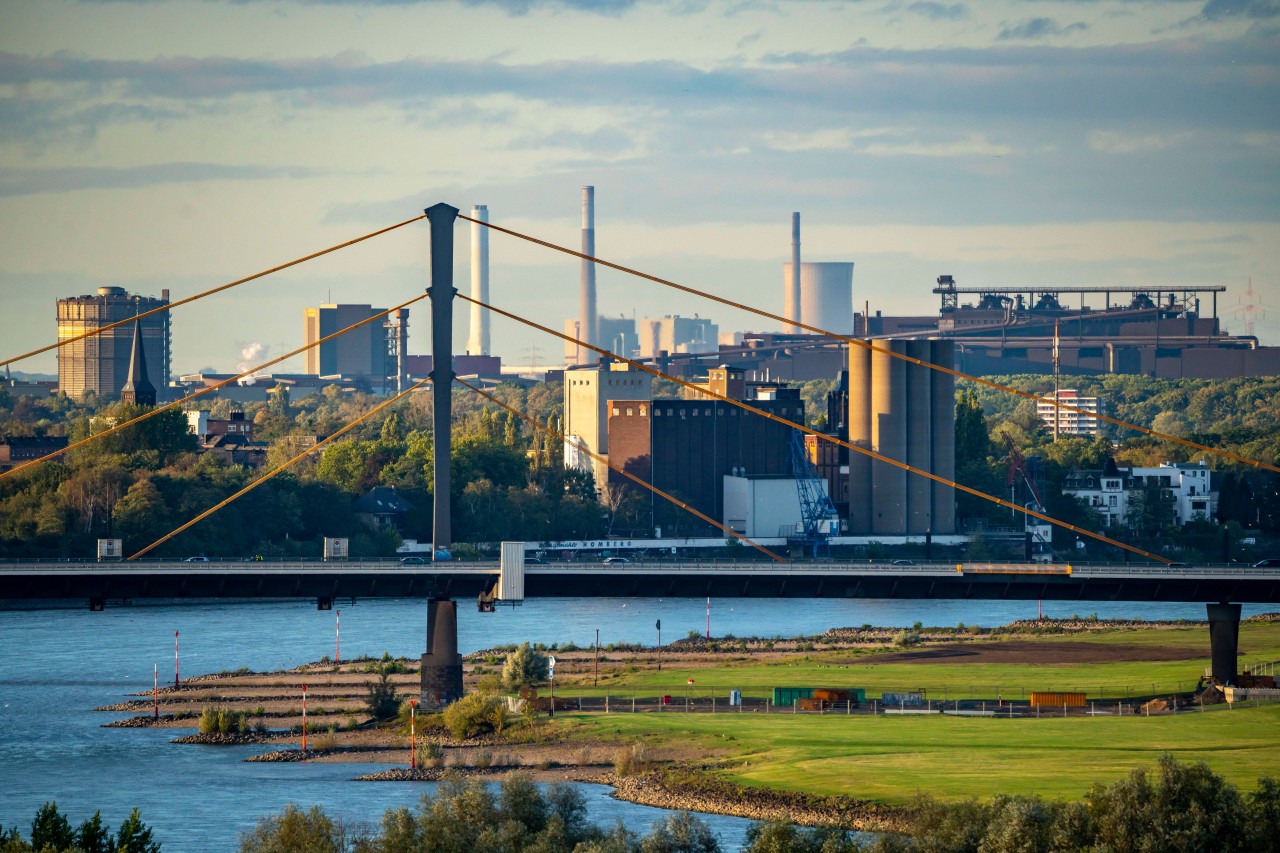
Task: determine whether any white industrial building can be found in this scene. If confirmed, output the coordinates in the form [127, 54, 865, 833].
[562, 361, 652, 490]
[723, 474, 825, 539]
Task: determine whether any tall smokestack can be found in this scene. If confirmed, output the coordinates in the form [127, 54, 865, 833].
[580, 186, 598, 364]
[467, 204, 490, 356]
[785, 212, 801, 333]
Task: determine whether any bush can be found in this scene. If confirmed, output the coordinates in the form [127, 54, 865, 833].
[614, 741, 650, 777]
[893, 630, 922, 648]
[442, 692, 505, 740]
[473, 749, 494, 769]
[418, 742, 445, 768]
[501, 642, 549, 692]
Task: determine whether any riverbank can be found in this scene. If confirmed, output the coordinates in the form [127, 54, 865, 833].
[96, 614, 1280, 830]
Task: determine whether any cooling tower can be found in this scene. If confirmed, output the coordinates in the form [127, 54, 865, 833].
[929, 340, 957, 534]
[782, 262, 855, 335]
[580, 186, 598, 364]
[466, 204, 489, 356]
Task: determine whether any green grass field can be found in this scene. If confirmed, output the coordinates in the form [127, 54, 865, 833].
[563, 704, 1280, 804]
[560, 622, 1280, 701]
[545, 621, 1280, 805]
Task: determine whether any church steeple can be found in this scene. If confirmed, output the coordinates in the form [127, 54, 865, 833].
[119, 318, 156, 407]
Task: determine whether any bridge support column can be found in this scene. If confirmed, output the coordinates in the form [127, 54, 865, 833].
[426, 203, 459, 557]
[1206, 602, 1241, 686]
[420, 598, 463, 710]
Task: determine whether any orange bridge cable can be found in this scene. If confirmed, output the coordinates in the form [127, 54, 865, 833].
[455, 377, 788, 563]
[128, 376, 431, 561]
[459, 213, 1279, 476]
[1, 214, 428, 369]
[0, 294, 428, 481]
[461, 293, 1171, 565]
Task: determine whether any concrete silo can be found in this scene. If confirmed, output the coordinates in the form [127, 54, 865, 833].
[847, 339, 956, 535]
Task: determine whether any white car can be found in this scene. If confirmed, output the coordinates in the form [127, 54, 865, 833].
[183, 556, 210, 562]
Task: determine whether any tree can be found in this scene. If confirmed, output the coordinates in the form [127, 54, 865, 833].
[501, 642, 549, 692]
[238, 804, 350, 853]
[76, 811, 112, 853]
[364, 667, 399, 721]
[30, 802, 73, 852]
[115, 808, 160, 853]
[638, 812, 720, 853]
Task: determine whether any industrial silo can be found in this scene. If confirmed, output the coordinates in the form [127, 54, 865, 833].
[905, 340, 933, 533]
[847, 341, 873, 533]
[929, 340, 957, 534]
[870, 340, 907, 535]
[847, 338, 957, 535]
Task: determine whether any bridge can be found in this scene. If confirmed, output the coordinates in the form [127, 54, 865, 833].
[3, 559, 1278, 606]
[3, 558, 1276, 694]
[6, 202, 1280, 704]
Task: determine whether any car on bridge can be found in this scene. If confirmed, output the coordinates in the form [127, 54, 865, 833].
[183, 556, 209, 562]
[1255, 558, 1280, 568]
[399, 556, 427, 565]
[603, 557, 631, 565]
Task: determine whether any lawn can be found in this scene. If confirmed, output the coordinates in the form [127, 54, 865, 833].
[562, 703, 1280, 804]
[558, 621, 1280, 701]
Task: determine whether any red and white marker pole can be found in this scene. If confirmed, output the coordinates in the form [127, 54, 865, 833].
[335, 609, 341, 664]
[174, 631, 180, 688]
[301, 684, 307, 752]
[409, 698, 417, 769]
[153, 664, 159, 720]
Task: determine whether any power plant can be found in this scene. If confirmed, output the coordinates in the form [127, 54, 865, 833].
[579, 186, 598, 365]
[783, 262, 856, 335]
[466, 204, 490, 357]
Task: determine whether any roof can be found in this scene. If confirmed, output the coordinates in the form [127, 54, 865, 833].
[354, 487, 414, 514]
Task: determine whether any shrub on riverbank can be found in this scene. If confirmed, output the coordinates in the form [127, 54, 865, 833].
[198, 705, 247, 734]
[236, 774, 720, 852]
[442, 691, 505, 740]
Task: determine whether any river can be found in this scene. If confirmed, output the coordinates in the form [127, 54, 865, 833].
[0, 596, 1263, 851]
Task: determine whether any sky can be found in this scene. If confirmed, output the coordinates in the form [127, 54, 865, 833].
[2, 0, 1278, 377]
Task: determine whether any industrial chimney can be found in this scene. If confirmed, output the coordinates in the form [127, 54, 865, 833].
[785, 212, 801, 333]
[466, 204, 490, 356]
[580, 186, 598, 364]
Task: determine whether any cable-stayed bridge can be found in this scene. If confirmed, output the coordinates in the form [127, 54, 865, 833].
[3, 201, 1279, 700]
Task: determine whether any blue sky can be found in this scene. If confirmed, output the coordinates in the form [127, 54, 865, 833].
[2, 0, 1277, 375]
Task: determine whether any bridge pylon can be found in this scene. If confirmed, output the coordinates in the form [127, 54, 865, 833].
[1207, 602, 1241, 686]
[420, 597, 463, 709]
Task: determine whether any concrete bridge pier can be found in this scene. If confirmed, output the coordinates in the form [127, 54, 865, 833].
[1207, 602, 1241, 686]
[420, 598, 463, 710]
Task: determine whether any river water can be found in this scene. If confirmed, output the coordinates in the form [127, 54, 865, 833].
[0, 597, 1264, 851]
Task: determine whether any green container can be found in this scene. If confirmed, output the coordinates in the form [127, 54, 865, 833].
[771, 687, 866, 706]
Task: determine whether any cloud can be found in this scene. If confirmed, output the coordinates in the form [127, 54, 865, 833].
[1200, 0, 1280, 20]
[77, 0, 645, 12]
[997, 17, 1089, 40]
[1087, 130, 1188, 153]
[0, 162, 326, 197]
[904, 2, 967, 21]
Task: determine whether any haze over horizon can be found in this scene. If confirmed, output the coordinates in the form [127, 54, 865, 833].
[2, 0, 1277, 376]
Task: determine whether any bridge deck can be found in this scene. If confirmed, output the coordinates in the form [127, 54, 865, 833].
[1, 561, 1277, 604]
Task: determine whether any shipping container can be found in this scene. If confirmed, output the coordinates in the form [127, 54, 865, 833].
[772, 687, 865, 706]
[1029, 691, 1086, 707]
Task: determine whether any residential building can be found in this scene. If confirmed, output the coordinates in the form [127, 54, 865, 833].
[0, 436, 69, 472]
[1037, 389, 1103, 436]
[1062, 459, 1215, 528]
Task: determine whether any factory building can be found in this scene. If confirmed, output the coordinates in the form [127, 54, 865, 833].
[847, 340, 956, 535]
[606, 387, 805, 537]
[564, 315, 637, 365]
[56, 286, 171, 402]
[562, 361, 653, 490]
[304, 304, 406, 392]
[637, 315, 718, 358]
